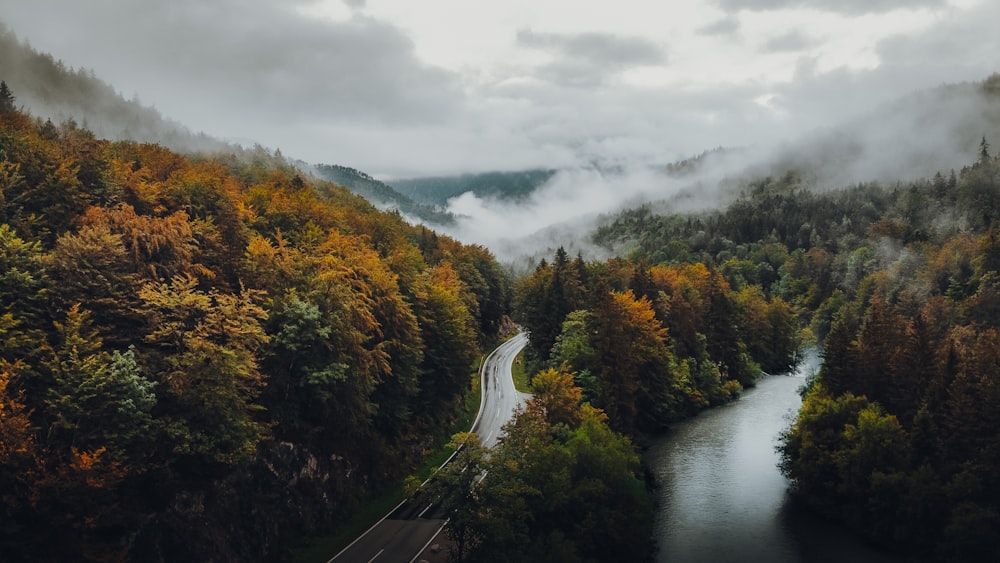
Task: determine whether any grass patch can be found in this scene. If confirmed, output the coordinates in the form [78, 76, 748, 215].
[290, 364, 485, 562]
[511, 347, 531, 393]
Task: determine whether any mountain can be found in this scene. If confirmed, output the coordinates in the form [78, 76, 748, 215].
[312, 164, 455, 225]
[391, 168, 558, 206]
[0, 25, 233, 154]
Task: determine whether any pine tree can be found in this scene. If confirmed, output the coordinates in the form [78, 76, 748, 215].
[0, 81, 14, 113]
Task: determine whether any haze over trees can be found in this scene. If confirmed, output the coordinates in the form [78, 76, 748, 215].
[0, 26, 232, 155]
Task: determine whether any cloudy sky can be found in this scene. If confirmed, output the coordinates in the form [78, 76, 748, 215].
[1, 0, 997, 179]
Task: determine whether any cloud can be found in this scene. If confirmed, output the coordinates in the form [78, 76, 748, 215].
[2, 0, 996, 182]
[874, 1, 1000, 73]
[698, 16, 741, 36]
[516, 29, 666, 87]
[0, 0, 462, 163]
[762, 31, 816, 52]
[714, 0, 946, 14]
[517, 30, 665, 67]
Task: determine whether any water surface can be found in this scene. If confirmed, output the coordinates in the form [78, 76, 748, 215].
[646, 353, 900, 562]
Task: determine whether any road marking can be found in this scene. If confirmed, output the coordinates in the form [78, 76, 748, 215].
[417, 503, 433, 518]
[368, 549, 384, 562]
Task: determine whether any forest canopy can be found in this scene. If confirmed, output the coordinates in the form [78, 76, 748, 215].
[0, 99, 510, 561]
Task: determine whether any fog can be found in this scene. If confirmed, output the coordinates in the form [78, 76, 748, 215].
[432, 78, 1000, 263]
[2, 0, 1000, 264]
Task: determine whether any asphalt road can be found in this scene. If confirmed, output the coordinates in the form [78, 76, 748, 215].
[328, 333, 530, 563]
[471, 332, 531, 448]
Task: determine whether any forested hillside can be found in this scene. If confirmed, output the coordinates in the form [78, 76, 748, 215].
[391, 169, 557, 206]
[0, 27, 228, 154]
[0, 99, 509, 561]
[312, 163, 455, 226]
[587, 133, 1000, 560]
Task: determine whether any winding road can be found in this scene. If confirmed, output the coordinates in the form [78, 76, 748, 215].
[328, 332, 530, 563]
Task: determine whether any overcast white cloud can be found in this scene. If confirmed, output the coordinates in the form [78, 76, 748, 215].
[714, 0, 947, 14]
[0, 0, 996, 182]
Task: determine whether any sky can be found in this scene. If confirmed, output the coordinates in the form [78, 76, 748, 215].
[2, 0, 998, 181]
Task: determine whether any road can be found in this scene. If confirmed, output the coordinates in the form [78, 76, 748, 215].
[328, 332, 530, 563]
[471, 332, 531, 448]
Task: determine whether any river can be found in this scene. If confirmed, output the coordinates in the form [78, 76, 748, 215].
[645, 351, 901, 563]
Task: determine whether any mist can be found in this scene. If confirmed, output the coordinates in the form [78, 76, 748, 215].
[430, 76, 1000, 264]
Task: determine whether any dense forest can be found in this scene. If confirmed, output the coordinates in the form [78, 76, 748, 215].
[586, 128, 1000, 558]
[0, 94, 511, 561]
[513, 247, 798, 436]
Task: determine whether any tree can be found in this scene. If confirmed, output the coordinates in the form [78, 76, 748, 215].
[139, 276, 269, 465]
[0, 81, 14, 113]
[531, 367, 583, 427]
[549, 309, 596, 366]
[426, 432, 488, 562]
[457, 387, 653, 562]
[779, 385, 873, 515]
[414, 262, 477, 417]
[43, 305, 157, 460]
[590, 289, 678, 433]
[0, 361, 43, 558]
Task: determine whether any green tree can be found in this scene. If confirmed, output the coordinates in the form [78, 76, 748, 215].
[0, 81, 14, 113]
[590, 289, 678, 433]
[426, 432, 488, 562]
[43, 305, 156, 460]
[139, 275, 269, 465]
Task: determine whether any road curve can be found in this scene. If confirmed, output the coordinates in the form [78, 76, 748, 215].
[328, 333, 530, 563]
[471, 332, 531, 448]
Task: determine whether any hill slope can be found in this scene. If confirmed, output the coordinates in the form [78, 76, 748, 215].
[391, 169, 558, 206]
[312, 163, 455, 225]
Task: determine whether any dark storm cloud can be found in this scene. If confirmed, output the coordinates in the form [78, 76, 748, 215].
[0, 0, 461, 131]
[714, 0, 946, 14]
[762, 31, 815, 52]
[517, 29, 665, 87]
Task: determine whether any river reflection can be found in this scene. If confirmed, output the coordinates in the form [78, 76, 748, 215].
[645, 352, 901, 563]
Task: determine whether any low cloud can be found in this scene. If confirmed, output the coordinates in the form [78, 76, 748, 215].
[516, 30, 666, 88]
[698, 16, 741, 37]
[3, 0, 997, 182]
[714, 0, 946, 15]
[433, 74, 1000, 264]
[517, 30, 665, 67]
[762, 31, 816, 53]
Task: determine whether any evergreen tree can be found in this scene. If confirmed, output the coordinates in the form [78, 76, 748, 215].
[0, 81, 14, 113]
